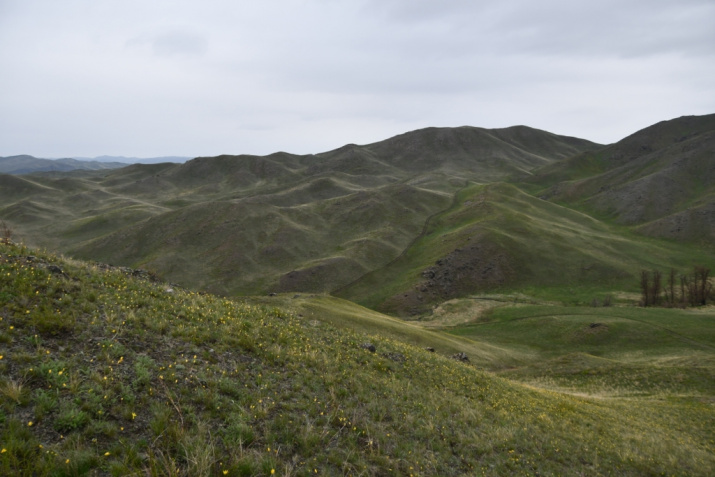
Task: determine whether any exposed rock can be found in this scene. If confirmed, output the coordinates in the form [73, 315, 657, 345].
[360, 343, 376, 353]
[381, 235, 515, 316]
[382, 352, 406, 363]
[451, 352, 470, 363]
[47, 265, 64, 275]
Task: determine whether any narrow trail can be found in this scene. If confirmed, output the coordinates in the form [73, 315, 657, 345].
[331, 179, 472, 297]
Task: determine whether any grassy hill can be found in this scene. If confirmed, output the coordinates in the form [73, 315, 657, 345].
[0, 125, 600, 300]
[0, 117, 713, 314]
[526, 114, 715, 245]
[337, 182, 714, 315]
[2, 241, 714, 476]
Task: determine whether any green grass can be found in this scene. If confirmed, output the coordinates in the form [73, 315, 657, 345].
[1, 241, 714, 475]
[448, 303, 715, 397]
[250, 294, 525, 368]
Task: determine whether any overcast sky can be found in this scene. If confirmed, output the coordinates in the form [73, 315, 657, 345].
[1, 0, 714, 158]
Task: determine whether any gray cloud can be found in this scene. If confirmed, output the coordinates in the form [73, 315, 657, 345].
[0, 0, 713, 158]
[126, 29, 208, 57]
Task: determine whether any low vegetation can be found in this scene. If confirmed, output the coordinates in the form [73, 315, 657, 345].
[2, 241, 714, 476]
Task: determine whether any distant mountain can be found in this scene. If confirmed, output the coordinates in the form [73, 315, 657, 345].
[0, 155, 128, 174]
[72, 155, 192, 164]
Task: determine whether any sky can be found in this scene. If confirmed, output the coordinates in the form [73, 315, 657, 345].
[1, 0, 714, 159]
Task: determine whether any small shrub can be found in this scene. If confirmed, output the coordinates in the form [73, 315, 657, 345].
[54, 401, 89, 432]
[133, 355, 153, 389]
[33, 389, 58, 419]
[29, 304, 76, 335]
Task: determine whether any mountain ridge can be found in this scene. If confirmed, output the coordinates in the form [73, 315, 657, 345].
[0, 155, 128, 175]
[1, 116, 712, 313]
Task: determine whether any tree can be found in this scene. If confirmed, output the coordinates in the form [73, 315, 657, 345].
[694, 266, 711, 306]
[650, 269, 662, 306]
[640, 267, 712, 308]
[640, 270, 650, 306]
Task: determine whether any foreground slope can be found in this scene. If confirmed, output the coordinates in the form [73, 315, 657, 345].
[2, 242, 713, 476]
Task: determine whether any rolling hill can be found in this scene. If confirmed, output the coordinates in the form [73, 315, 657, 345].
[336, 181, 711, 315]
[0, 125, 602, 302]
[527, 114, 715, 245]
[0, 115, 712, 316]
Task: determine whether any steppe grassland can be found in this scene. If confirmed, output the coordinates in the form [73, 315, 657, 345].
[1, 242, 714, 475]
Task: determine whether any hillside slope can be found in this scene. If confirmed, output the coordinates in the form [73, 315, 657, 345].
[528, 114, 715, 244]
[337, 182, 714, 315]
[0, 125, 600, 298]
[1, 241, 713, 476]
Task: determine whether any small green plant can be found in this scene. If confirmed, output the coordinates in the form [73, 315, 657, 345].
[133, 355, 153, 389]
[180, 422, 216, 477]
[222, 416, 255, 447]
[54, 401, 89, 432]
[32, 389, 58, 419]
[29, 304, 76, 335]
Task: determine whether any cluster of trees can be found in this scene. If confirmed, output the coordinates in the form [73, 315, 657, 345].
[640, 266, 713, 307]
